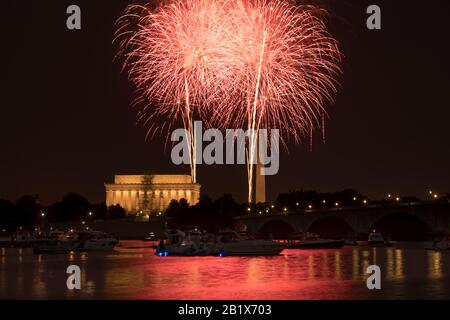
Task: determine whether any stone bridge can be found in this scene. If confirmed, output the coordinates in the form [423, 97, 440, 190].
[233, 202, 450, 240]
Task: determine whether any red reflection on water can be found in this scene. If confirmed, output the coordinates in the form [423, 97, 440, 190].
[117, 249, 362, 300]
[2, 242, 447, 299]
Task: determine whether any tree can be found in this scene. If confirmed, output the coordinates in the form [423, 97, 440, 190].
[0, 199, 19, 228]
[213, 194, 242, 229]
[90, 203, 107, 220]
[16, 195, 41, 228]
[47, 193, 90, 222]
[165, 194, 243, 232]
[107, 205, 126, 219]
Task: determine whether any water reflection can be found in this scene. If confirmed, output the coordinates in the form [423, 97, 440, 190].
[428, 251, 442, 279]
[386, 248, 394, 280]
[395, 249, 404, 280]
[334, 252, 341, 281]
[308, 255, 314, 280]
[0, 242, 449, 299]
[352, 248, 359, 280]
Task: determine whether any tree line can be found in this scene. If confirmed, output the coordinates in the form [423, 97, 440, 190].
[0, 193, 125, 231]
[1, 189, 441, 232]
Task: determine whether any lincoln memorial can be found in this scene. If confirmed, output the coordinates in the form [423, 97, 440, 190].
[105, 174, 201, 215]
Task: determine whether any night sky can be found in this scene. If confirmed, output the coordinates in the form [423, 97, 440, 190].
[1, 0, 449, 205]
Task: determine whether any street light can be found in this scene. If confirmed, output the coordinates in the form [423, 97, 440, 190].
[433, 194, 438, 199]
[322, 200, 326, 204]
[335, 202, 339, 207]
[41, 212, 45, 217]
[363, 200, 367, 204]
[308, 204, 313, 209]
[88, 211, 93, 216]
[395, 197, 400, 202]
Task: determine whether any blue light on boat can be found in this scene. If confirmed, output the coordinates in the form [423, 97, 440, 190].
[156, 250, 169, 257]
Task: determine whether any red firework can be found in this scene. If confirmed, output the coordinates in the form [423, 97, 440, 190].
[214, 0, 342, 202]
[115, 0, 244, 183]
[115, 0, 342, 201]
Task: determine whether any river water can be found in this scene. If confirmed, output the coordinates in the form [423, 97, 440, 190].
[0, 241, 449, 299]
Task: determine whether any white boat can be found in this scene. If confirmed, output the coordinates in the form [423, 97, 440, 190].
[74, 230, 119, 251]
[157, 229, 215, 256]
[143, 231, 158, 242]
[286, 232, 344, 249]
[425, 232, 450, 251]
[215, 230, 284, 256]
[33, 230, 77, 254]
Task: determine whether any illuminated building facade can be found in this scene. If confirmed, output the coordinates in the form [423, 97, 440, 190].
[105, 174, 201, 214]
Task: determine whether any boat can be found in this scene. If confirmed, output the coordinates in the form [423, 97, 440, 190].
[156, 229, 216, 256]
[74, 230, 119, 251]
[33, 230, 77, 254]
[0, 232, 12, 247]
[285, 232, 344, 249]
[13, 230, 34, 247]
[143, 231, 158, 242]
[214, 230, 284, 256]
[425, 232, 449, 251]
[33, 238, 76, 254]
[368, 232, 386, 246]
[32, 229, 118, 253]
[344, 232, 359, 246]
[344, 239, 359, 246]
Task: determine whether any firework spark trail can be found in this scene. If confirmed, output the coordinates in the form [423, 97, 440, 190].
[115, 0, 341, 203]
[210, 0, 342, 202]
[115, 0, 243, 183]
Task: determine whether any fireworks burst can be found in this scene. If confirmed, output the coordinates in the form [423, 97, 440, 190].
[215, 0, 342, 202]
[115, 0, 342, 202]
[115, 0, 241, 183]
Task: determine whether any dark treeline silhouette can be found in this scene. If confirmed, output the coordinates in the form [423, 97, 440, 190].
[0, 193, 125, 232]
[1, 190, 447, 232]
[165, 194, 245, 232]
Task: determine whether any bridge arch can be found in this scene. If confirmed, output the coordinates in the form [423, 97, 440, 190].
[256, 219, 296, 240]
[306, 216, 354, 239]
[369, 212, 431, 240]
